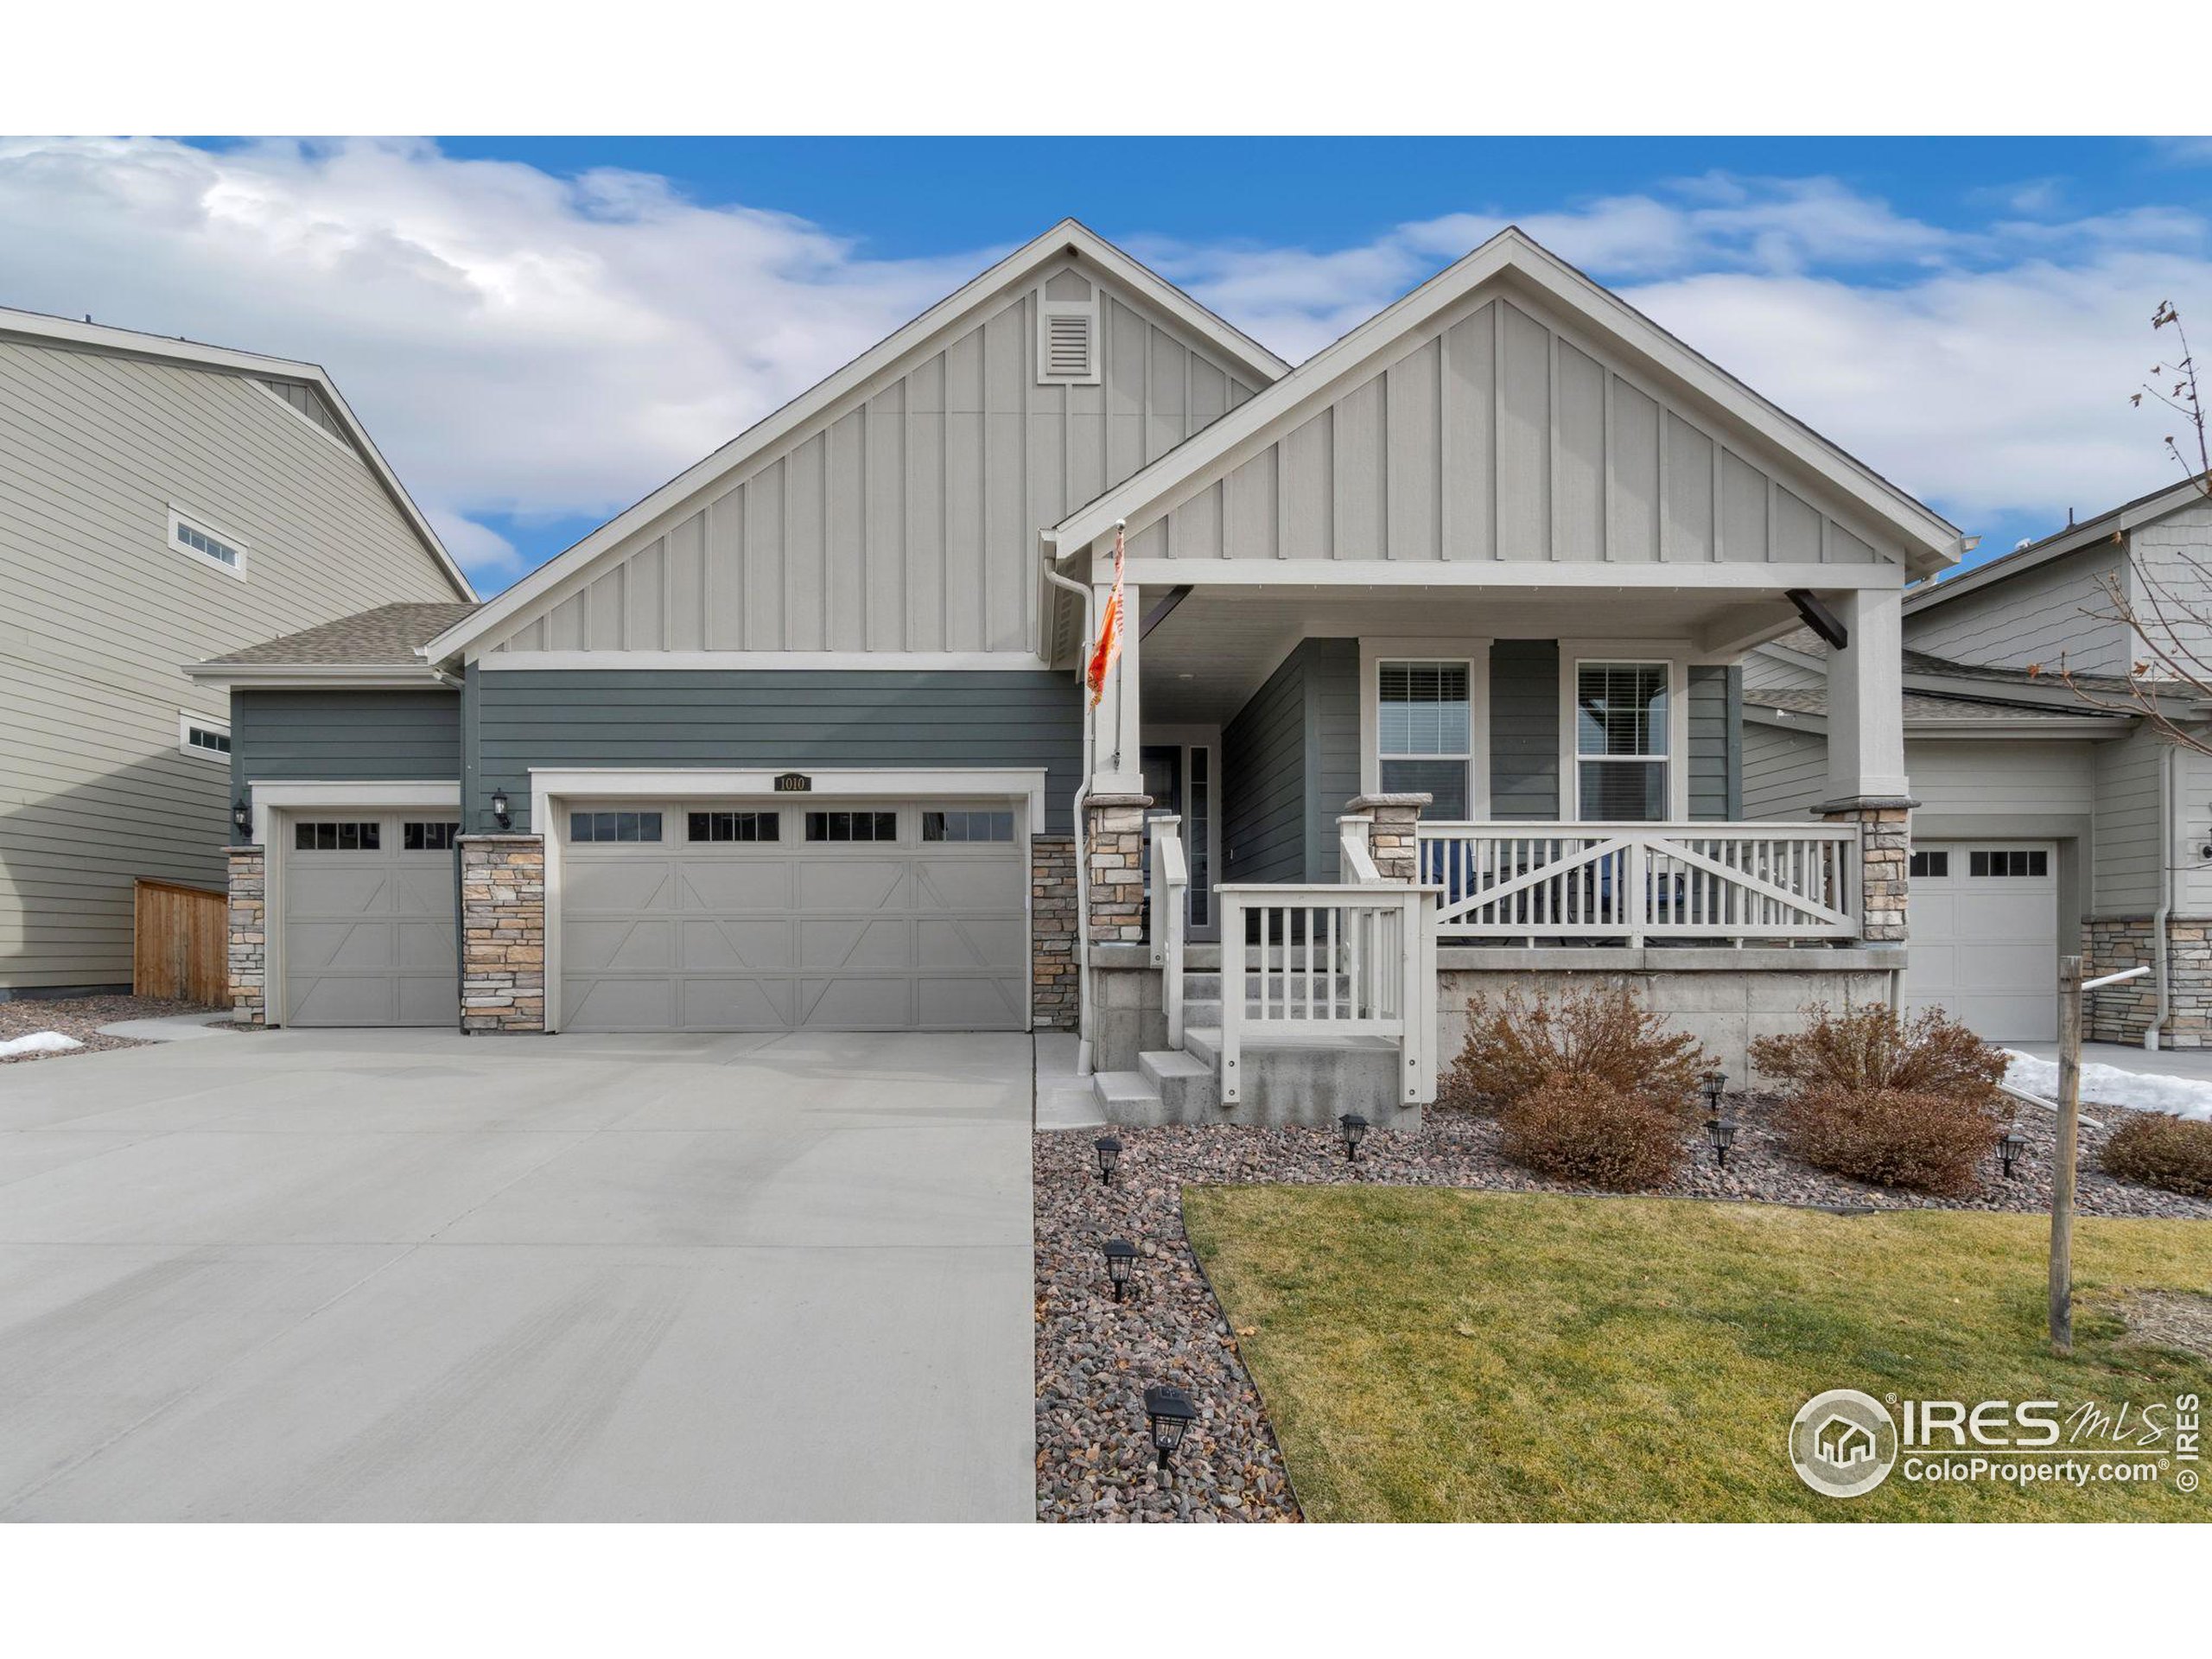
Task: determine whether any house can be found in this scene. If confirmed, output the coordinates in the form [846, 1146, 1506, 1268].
[1815, 1414, 1878, 1468]
[193, 220, 1963, 1123]
[1744, 476, 2212, 1046]
[0, 306, 474, 1000]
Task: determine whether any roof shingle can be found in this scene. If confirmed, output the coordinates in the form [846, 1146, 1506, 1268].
[206, 601, 480, 666]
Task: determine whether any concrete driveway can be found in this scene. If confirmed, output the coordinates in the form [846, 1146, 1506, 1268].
[0, 1027, 1034, 1521]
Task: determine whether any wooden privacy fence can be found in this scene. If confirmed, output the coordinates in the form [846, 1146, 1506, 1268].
[133, 878, 227, 1004]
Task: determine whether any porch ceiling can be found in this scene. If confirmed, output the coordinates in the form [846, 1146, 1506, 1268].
[1138, 586, 1800, 722]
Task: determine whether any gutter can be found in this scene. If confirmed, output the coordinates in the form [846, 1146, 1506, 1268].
[182, 661, 461, 690]
[2147, 741, 2178, 1050]
[1041, 550, 1098, 1075]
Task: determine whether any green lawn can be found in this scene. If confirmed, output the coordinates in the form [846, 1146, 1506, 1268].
[1183, 1188, 2212, 1522]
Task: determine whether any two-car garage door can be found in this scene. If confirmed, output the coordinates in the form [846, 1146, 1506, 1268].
[556, 799, 1028, 1033]
[1902, 840, 2058, 1042]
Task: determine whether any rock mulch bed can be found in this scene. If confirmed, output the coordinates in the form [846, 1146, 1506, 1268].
[1033, 1094, 2212, 1522]
[0, 995, 218, 1065]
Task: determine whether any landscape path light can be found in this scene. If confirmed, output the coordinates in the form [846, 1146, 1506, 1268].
[1101, 1236, 1137, 1300]
[1092, 1135, 1122, 1186]
[1338, 1113, 1370, 1162]
[1999, 1128, 2029, 1179]
[1143, 1384, 1197, 1472]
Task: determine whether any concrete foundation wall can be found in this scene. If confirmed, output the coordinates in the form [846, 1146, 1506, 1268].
[1093, 952, 1902, 1084]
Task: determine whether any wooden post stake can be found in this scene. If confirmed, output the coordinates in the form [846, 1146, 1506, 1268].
[2050, 953, 2083, 1356]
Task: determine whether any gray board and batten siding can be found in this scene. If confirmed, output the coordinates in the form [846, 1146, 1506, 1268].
[474, 261, 1266, 661]
[462, 668, 1086, 835]
[1118, 294, 1898, 569]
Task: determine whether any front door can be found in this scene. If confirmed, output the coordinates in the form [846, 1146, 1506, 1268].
[1140, 739, 1218, 941]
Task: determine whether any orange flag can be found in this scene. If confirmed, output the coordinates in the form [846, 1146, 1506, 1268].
[1085, 523, 1126, 709]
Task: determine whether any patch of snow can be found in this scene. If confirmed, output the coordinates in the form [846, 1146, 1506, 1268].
[2003, 1051, 2212, 1122]
[0, 1030, 84, 1059]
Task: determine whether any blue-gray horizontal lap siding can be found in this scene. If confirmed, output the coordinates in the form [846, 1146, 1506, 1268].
[1222, 641, 1740, 874]
[465, 668, 1084, 833]
[1223, 639, 1357, 883]
[1490, 640, 1560, 820]
[232, 689, 461, 796]
[1688, 664, 1743, 821]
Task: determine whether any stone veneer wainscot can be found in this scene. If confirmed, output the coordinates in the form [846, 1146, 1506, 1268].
[226, 845, 266, 1027]
[460, 834, 545, 1033]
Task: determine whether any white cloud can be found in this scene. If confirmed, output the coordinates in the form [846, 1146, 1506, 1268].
[0, 137, 987, 582]
[1, 141, 2206, 581]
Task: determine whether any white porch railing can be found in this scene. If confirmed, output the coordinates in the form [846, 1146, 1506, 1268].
[1415, 821, 1858, 944]
[1147, 814, 1189, 1046]
[1216, 883, 1439, 1108]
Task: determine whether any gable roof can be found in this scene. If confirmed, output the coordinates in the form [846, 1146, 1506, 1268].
[420, 219, 1288, 663]
[1904, 474, 2210, 617]
[0, 302, 474, 602]
[1046, 227, 1965, 577]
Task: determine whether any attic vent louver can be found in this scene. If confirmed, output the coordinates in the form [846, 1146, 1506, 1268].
[1037, 296, 1100, 385]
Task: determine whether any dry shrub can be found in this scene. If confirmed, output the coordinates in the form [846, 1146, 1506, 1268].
[1748, 1002, 2006, 1098]
[1773, 1084, 2005, 1196]
[1498, 1074, 1690, 1191]
[1448, 983, 1709, 1116]
[2102, 1112, 2212, 1198]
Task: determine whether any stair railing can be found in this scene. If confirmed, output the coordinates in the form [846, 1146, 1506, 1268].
[1215, 882, 1439, 1109]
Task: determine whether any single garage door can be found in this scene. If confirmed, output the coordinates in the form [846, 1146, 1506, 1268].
[283, 814, 461, 1027]
[1902, 841, 2058, 1041]
[557, 799, 1028, 1033]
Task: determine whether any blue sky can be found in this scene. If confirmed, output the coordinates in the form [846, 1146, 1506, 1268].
[6, 135, 2209, 586]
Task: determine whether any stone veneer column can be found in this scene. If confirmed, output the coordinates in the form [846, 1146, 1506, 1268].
[226, 845, 266, 1027]
[1084, 792, 1153, 945]
[2086, 916, 2212, 1047]
[1817, 799, 1912, 945]
[1030, 833, 1077, 1028]
[1345, 793, 1433, 883]
[459, 834, 546, 1033]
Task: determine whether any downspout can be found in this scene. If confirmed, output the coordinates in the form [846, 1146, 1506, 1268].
[1043, 550, 1098, 1075]
[2146, 741, 2177, 1050]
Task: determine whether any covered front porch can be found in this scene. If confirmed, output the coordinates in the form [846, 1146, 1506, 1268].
[1071, 570, 1914, 1124]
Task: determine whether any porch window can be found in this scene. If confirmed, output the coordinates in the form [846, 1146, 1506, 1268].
[1575, 662, 1669, 821]
[1377, 661, 1471, 819]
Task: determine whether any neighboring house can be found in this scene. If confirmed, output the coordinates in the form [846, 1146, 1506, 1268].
[194, 221, 1961, 1120]
[1, 307, 474, 999]
[1745, 476, 2212, 1046]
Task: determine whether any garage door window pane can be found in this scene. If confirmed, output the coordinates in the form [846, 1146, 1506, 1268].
[1969, 849, 2046, 878]
[689, 811, 779, 842]
[295, 820, 381, 851]
[1910, 849, 1948, 879]
[403, 821, 460, 852]
[806, 810, 897, 842]
[923, 810, 1014, 842]
[570, 810, 663, 843]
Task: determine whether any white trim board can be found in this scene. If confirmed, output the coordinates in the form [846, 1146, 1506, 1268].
[1047, 227, 1961, 577]
[1103, 560, 1910, 590]
[184, 663, 459, 690]
[478, 650, 1052, 673]
[420, 220, 1285, 664]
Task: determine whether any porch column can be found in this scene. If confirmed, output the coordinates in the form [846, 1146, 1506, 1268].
[1817, 587, 1913, 946]
[1091, 573, 1141, 784]
[1084, 792, 1153, 944]
[1346, 792, 1432, 883]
